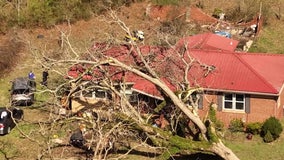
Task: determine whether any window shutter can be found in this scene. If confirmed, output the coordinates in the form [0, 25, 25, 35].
[198, 94, 203, 109]
[217, 93, 223, 111]
[245, 94, 250, 113]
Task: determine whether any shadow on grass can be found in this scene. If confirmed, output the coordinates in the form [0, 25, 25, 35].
[116, 150, 224, 160]
[172, 153, 224, 160]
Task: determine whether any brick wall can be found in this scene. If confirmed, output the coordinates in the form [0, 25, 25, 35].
[198, 92, 282, 127]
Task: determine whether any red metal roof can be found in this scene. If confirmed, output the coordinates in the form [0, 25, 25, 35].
[239, 53, 284, 92]
[68, 35, 284, 98]
[176, 33, 239, 52]
[132, 77, 176, 99]
[189, 50, 280, 94]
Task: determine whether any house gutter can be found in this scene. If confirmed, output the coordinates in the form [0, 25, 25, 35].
[203, 88, 279, 97]
[132, 87, 279, 101]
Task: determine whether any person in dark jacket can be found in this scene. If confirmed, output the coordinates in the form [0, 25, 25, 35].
[70, 128, 86, 148]
[70, 126, 94, 159]
[42, 69, 49, 86]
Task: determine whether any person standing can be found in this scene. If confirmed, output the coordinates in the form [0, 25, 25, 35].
[28, 71, 35, 80]
[28, 71, 36, 88]
[42, 69, 49, 86]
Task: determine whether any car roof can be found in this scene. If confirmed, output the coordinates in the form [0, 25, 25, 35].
[12, 77, 30, 90]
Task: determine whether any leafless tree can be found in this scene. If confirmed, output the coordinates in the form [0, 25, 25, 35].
[21, 10, 240, 160]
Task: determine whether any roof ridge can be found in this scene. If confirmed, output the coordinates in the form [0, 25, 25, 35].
[239, 52, 284, 56]
[185, 33, 208, 49]
[233, 53, 278, 93]
[199, 33, 211, 49]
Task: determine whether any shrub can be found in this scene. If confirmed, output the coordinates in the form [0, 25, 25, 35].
[208, 104, 217, 123]
[0, 0, 135, 31]
[263, 131, 274, 143]
[208, 104, 224, 131]
[229, 119, 245, 132]
[212, 8, 223, 19]
[245, 122, 262, 135]
[261, 117, 283, 140]
[215, 120, 224, 131]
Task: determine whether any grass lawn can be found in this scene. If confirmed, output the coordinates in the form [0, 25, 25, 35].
[223, 125, 284, 160]
[250, 20, 284, 54]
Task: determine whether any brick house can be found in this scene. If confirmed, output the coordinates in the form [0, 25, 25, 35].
[173, 33, 284, 126]
[189, 50, 284, 126]
[68, 33, 284, 126]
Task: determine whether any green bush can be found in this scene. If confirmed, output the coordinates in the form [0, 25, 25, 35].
[212, 8, 223, 19]
[0, 0, 137, 32]
[261, 117, 283, 140]
[208, 104, 224, 131]
[215, 120, 224, 131]
[245, 122, 262, 135]
[229, 118, 245, 132]
[208, 104, 217, 123]
[263, 131, 274, 143]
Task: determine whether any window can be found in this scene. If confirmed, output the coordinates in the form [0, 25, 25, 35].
[223, 93, 245, 111]
[188, 93, 203, 109]
[120, 89, 139, 103]
[92, 90, 108, 99]
[127, 93, 138, 103]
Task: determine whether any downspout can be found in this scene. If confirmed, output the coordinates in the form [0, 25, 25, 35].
[274, 101, 277, 118]
[278, 83, 284, 117]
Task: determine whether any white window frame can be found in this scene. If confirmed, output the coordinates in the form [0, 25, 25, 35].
[223, 93, 245, 111]
[120, 89, 139, 103]
[92, 89, 108, 99]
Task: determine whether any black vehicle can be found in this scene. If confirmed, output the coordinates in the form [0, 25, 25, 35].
[10, 77, 36, 106]
[0, 107, 23, 135]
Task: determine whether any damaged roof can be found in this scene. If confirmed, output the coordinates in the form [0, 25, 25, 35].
[176, 33, 239, 52]
[68, 33, 284, 98]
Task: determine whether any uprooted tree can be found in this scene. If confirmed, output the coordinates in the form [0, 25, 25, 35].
[27, 11, 240, 160]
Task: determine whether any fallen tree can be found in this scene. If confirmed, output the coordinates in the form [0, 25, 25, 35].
[31, 11, 240, 160]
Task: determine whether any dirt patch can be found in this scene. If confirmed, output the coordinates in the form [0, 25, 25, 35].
[148, 5, 218, 24]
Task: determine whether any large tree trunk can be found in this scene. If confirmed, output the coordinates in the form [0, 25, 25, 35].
[117, 113, 239, 160]
[108, 57, 207, 139]
[211, 140, 240, 160]
[107, 58, 240, 160]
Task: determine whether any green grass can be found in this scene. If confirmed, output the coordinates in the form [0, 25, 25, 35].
[0, 139, 20, 159]
[0, 77, 13, 106]
[223, 127, 284, 160]
[250, 21, 284, 54]
[9, 122, 39, 137]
